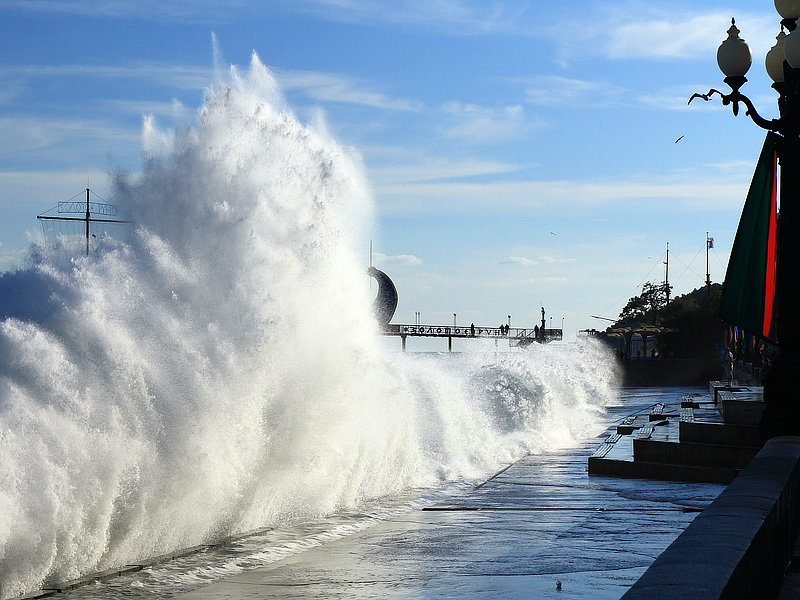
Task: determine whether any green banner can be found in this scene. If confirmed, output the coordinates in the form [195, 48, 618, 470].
[719, 132, 778, 342]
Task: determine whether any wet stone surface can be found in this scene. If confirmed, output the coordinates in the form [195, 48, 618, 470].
[173, 388, 725, 600]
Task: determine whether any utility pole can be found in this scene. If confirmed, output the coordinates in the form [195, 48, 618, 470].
[37, 188, 130, 257]
[706, 232, 713, 298]
[664, 241, 670, 304]
[84, 188, 90, 256]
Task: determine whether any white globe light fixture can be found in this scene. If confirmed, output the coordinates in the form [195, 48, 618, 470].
[775, 0, 800, 20]
[776, 0, 800, 67]
[717, 19, 752, 87]
[785, 28, 800, 68]
[766, 31, 788, 83]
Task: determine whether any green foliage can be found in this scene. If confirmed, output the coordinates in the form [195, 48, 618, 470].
[618, 281, 671, 324]
[659, 284, 725, 359]
[613, 282, 725, 360]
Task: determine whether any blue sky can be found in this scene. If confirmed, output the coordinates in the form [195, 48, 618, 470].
[0, 1, 788, 340]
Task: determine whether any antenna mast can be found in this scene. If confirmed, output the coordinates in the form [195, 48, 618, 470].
[37, 188, 131, 256]
[85, 188, 90, 256]
[664, 241, 670, 304]
[706, 232, 713, 298]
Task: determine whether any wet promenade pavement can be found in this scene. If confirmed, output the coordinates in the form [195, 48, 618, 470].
[177, 389, 725, 600]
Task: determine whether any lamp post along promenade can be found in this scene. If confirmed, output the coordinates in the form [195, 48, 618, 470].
[690, 0, 800, 439]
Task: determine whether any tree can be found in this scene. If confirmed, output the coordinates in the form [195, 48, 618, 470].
[659, 284, 725, 360]
[618, 281, 671, 324]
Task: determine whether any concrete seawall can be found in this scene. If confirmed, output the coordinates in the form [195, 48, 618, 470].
[621, 436, 800, 599]
[620, 358, 715, 387]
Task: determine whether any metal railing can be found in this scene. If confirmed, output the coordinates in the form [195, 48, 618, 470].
[382, 324, 562, 342]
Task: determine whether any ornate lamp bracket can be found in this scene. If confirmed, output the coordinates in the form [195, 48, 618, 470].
[689, 86, 780, 133]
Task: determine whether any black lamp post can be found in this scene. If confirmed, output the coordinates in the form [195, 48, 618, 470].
[691, 1, 800, 440]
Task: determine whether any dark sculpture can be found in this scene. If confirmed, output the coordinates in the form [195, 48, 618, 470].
[367, 266, 398, 326]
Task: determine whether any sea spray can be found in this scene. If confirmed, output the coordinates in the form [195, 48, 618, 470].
[0, 54, 619, 599]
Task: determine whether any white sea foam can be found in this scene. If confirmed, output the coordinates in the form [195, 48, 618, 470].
[0, 54, 619, 599]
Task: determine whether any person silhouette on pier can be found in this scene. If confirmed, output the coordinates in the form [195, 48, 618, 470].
[470, 323, 475, 337]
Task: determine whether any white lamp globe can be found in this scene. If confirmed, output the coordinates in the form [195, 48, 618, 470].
[775, 0, 800, 19]
[717, 19, 752, 78]
[785, 28, 800, 68]
[766, 31, 787, 82]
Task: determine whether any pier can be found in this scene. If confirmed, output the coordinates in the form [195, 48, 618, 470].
[381, 323, 563, 351]
[366, 267, 562, 351]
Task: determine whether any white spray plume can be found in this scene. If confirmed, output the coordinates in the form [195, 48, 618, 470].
[0, 53, 619, 599]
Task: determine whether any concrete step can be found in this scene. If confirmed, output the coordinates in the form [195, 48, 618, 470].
[588, 456, 738, 484]
[679, 419, 761, 447]
[633, 438, 759, 469]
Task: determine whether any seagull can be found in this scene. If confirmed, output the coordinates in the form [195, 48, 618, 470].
[549, 232, 556, 236]
[675, 135, 684, 143]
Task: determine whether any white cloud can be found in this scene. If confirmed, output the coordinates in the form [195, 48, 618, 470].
[605, 13, 728, 60]
[0, 170, 114, 208]
[523, 76, 629, 109]
[3, 62, 421, 113]
[549, 7, 776, 66]
[0, 63, 212, 91]
[440, 102, 543, 143]
[366, 154, 521, 184]
[538, 256, 577, 264]
[0, 246, 29, 272]
[0, 117, 139, 155]
[284, 0, 534, 35]
[500, 256, 537, 267]
[374, 252, 422, 266]
[528, 276, 568, 284]
[104, 99, 194, 120]
[276, 70, 422, 111]
[374, 173, 750, 215]
[4, 0, 249, 22]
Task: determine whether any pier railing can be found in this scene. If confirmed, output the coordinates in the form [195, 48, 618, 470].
[381, 323, 562, 351]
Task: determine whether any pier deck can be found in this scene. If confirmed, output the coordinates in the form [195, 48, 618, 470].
[382, 323, 563, 351]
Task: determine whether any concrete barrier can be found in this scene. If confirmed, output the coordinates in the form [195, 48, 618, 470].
[621, 436, 800, 600]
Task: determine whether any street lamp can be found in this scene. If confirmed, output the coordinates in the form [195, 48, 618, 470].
[690, 3, 800, 440]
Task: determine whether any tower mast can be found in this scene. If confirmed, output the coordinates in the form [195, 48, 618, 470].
[664, 241, 670, 304]
[706, 232, 713, 298]
[85, 188, 90, 256]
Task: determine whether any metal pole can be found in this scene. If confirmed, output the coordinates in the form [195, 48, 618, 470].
[85, 188, 90, 256]
[777, 136, 800, 348]
[706, 231, 711, 298]
[665, 241, 670, 304]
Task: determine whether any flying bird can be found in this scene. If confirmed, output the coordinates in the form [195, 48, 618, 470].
[675, 135, 684, 143]
[549, 232, 556, 236]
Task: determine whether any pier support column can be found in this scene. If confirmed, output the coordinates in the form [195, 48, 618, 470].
[401, 335, 406, 352]
[448, 337, 452, 352]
